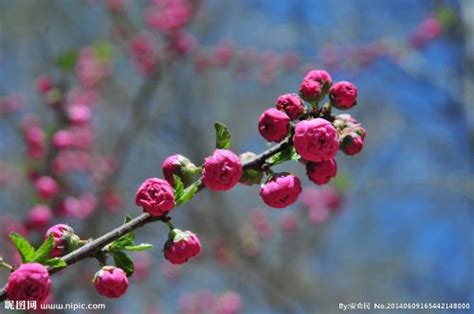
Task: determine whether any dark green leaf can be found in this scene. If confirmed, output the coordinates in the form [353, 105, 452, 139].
[56, 49, 78, 72]
[112, 251, 134, 277]
[42, 258, 67, 269]
[175, 180, 201, 207]
[9, 233, 35, 263]
[123, 244, 153, 252]
[214, 122, 232, 149]
[30, 235, 54, 263]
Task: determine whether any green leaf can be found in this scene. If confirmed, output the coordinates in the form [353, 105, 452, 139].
[214, 122, 232, 149]
[173, 175, 184, 200]
[93, 41, 114, 61]
[9, 233, 35, 263]
[267, 145, 299, 166]
[30, 235, 54, 263]
[42, 258, 67, 269]
[56, 49, 78, 72]
[331, 172, 352, 192]
[123, 215, 132, 224]
[175, 180, 201, 207]
[123, 244, 153, 251]
[110, 233, 134, 251]
[109, 215, 135, 251]
[112, 251, 134, 277]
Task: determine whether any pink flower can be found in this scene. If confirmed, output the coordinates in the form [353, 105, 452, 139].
[104, 190, 123, 213]
[45, 224, 78, 257]
[162, 154, 198, 186]
[306, 158, 338, 185]
[280, 213, 298, 233]
[93, 266, 128, 298]
[134, 252, 151, 282]
[299, 79, 322, 102]
[303, 69, 332, 86]
[25, 205, 52, 232]
[135, 178, 175, 216]
[258, 108, 290, 142]
[6, 263, 51, 303]
[215, 291, 242, 314]
[299, 186, 343, 212]
[76, 48, 110, 88]
[329, 81, 357, 110]
[34, 176, 59, 200]
[260, 173, 302, 208]
[214, 40, 234, 67]
[24, 126, 46, 160]
[129, 33, 160, 75]
[339, 131, 364, 156]
[164, 229, 201, 265]
[202, 149, 242, 191]
[146, 0, 193, 33]
[168, 31, 196, 56]
[275, 93, 304, 120]
[36, 76, 53, 95]
[250, 208, 272, 238]
[52, 130, 74, 149]
[67, 104, 91, 125]
[293, 118, 339, 162]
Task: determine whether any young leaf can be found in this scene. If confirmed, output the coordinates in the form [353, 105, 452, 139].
[109, 233, 134, 252]
[30, 235, 54, 263]
[173, 175, 184, 201]
[214, 122, 232, 149]
[112, 251, 134, 277]
[123, 244, 153, 252]
[175, 180, 201, 207]
[109, 215, 135, 251]
[123, 215, 132, 224]
[9, 233, 35, 263]
[42, 258, 67, 269]
[267, 146, 299, 166]
[56, 49, 78, 72]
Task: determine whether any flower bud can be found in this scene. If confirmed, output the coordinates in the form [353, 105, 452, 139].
[258, 108, 290, 142]
[93, 266, 128, 298]
[299, 79, 322, 102]
[339, 131, 364, 156]
[45, 224, 80, 257]
[164, 229, 201, 265]
[34, 176, 59, 200]
[306, 158, 338, 185]
[260, 173, 302, 208]
[162, 154, 199, 187]
[6, 263, 51, 303]
[202, 149, 242, 191]
[25, 205, 52, 232]
[135, 178, 175, 216]
[293, 118, 339, 162]
[275, 93, 304, 120]
[329, 81, 358, 110]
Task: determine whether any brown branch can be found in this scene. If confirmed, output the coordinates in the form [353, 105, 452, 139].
[0, 134, 294, 302]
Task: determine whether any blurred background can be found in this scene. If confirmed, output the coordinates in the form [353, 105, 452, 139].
[0, 0, 472, 313]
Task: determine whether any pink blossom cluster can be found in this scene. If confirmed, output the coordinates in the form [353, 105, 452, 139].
[256, 69, 364, 209]
[179, 290, 242, 314]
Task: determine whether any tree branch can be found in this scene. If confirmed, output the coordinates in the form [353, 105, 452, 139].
[0, 134, 293, 302]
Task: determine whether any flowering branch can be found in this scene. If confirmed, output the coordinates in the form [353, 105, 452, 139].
[0, 68, 365, 303]
[0, 133, 302, 302]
